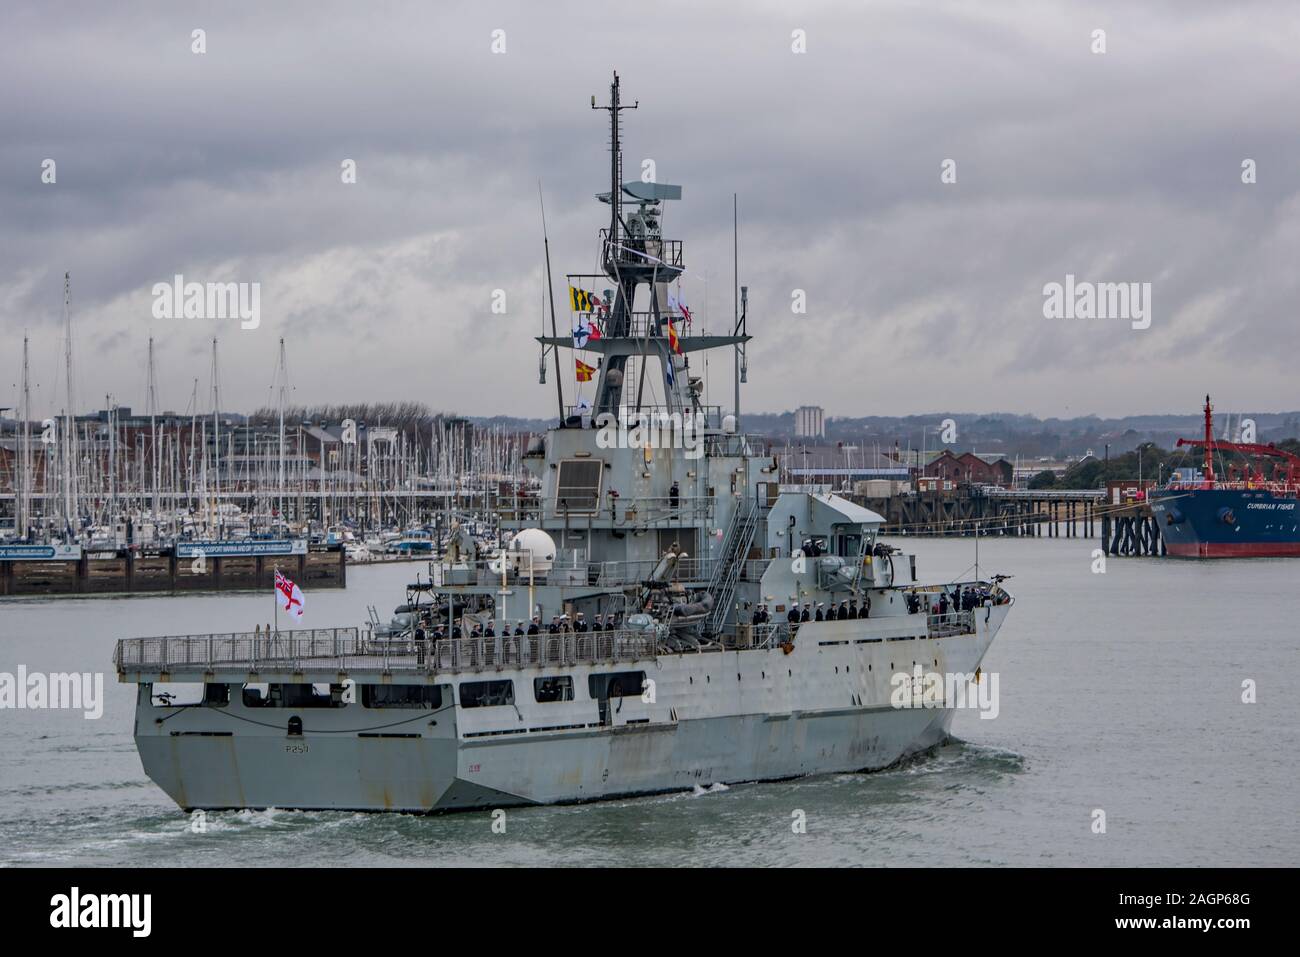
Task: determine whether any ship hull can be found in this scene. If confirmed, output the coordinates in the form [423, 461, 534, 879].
[1150, 487, 1300, 558]
[133, 608, 1006, 813]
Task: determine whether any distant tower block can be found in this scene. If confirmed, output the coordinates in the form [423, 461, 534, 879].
[795, 405, 825, 439]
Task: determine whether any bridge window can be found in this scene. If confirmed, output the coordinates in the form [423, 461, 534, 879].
[362, 684, 443, 709]
[588, 671, 647, 700]
[459, 680, 515, 708]
[534, 675, 574, 703]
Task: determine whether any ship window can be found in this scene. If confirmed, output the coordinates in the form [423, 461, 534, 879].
[534, 675, 574, 703]
[362, 684, 443, 709]
[243, 683, 273, 707]
[588, 671, 647, 700]
[459, 680, 515, 708]
[556, 459, 603, 512]
[150, 682, 215, 707]
[241, 683, 339, 708]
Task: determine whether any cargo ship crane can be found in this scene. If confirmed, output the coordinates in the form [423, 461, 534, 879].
[1175, 396, 1300, 487]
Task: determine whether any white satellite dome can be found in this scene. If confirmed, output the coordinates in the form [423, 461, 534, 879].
[508, 528, 557, 573]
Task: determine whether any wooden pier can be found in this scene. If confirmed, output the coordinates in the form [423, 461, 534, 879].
[1099, 503, 1166, 557]
[852, 487, 1104, 538]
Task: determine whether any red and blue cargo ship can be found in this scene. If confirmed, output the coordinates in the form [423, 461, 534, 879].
[1149, 396, 1300, 557]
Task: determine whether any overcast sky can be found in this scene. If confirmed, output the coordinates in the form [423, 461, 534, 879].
[2, 0, 1298, 422]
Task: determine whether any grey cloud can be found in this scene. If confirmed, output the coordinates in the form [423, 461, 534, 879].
[1, 0, 1297, 420]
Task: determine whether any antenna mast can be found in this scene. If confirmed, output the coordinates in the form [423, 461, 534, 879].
[538, 184, 566, 422]
[593, 72, 637, 258]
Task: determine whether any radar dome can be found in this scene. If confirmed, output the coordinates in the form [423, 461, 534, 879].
[508, 528, 557, 573]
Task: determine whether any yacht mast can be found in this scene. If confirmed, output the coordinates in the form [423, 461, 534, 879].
[62, 272, 78, 537]
[18, 334, 31, 539]
[147, 336, 159, 522]
[210, 338, 221, 535]
[277, 337, 288, 522]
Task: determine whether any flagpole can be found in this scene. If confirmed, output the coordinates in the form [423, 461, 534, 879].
[273, 563, 279, 635]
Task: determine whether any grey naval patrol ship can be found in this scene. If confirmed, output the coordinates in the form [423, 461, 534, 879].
[114, 75, 1014, 813]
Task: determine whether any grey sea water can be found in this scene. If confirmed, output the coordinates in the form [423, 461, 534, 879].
[0, 537, 1295, 867]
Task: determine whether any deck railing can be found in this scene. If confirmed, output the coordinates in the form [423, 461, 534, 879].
[114, 607, 989, 680]
[926, 610, 976, 638]
[115, 627, 679, 677]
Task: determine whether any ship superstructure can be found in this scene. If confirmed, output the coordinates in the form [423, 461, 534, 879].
[113, 75, 1013, 812]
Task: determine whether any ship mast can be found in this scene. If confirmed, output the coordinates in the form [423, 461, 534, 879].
[1202, 393, 1215, 485]
[537, 73, 750, 422]
[593, 72, 636, 263]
